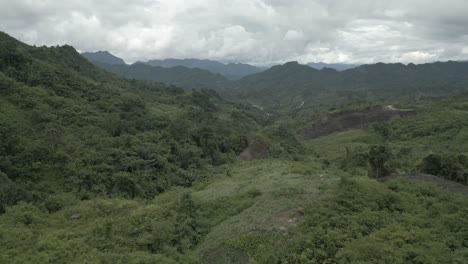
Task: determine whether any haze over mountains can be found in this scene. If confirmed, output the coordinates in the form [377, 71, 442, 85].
[81, 51, 265, 79]
[81, 51, 359, 80]
[81, 51, 126, 65]
[307, 62, 359, 71]
[80, 50, 468, 108]
[97, 62, 233, 91]
[234, 60, 468, 106]
[143, 58, 267, 80]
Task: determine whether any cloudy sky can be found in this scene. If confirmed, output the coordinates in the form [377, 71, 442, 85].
[1, 0, 468, 65]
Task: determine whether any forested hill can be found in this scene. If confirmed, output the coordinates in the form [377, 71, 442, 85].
[97, 62, 234, 90]
[143, 58, 266, 80]
[81, 51, 127, 65]
[91, 55, 468, 108]
[0, 31, 266, 205]
[231, 60, 468, 107]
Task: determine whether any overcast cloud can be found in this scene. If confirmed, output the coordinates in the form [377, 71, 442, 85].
[1, 0, 468, 65]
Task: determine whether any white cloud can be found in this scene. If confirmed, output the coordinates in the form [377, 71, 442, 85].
[284, 30, 304, 41]
[1, 0, 468, 64]
[398, 51, 438, 63]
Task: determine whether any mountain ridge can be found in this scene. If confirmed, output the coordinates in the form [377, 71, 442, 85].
[143, 58, 267, 79]
[81, 50, 126, 65]
[307, 62, 359, 71]
[232, 60, 468, 107]
[97, 61, 233, 90]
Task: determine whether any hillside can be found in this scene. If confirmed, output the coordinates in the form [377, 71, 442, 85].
[0, 31, 270, 203]
[100, 59, 468, 109]
[232, 61, 468, 108]
[1, 32, 468, 263]
[97, 62, 233, 90]
[144, 58, 266, 79]
[81, 51, 126, 65]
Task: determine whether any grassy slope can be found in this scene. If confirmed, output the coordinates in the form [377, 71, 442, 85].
[194, 160, 324, 253]
[194, 95, 468, 262]
[1, 95, 467, 263]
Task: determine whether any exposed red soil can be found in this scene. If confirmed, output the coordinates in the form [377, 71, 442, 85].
[238, 139, 269, 161]
[378, 173, 468, 195]
[304, 105, 415, 139]
[271, 208, 305, 227]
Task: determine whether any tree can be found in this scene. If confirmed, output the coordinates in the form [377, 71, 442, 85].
[421, 153, 468, 185]
[368, 145, 392, 178]
[420, 154, 442, 175]
[173, 193, 201, 252]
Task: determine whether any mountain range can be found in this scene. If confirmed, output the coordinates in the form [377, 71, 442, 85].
[81, 51, 266, 79]
[234, 60, 468, 107]
[143, 58, 267, 79]
[307, 62, 359, 71]
[86, 51, 468, 108]
[81, 50, 126, 65]
[81, 51, 362, 73]
[97, 62, 233, 90]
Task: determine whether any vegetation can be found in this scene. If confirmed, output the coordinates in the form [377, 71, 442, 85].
[0, 31, 266, 204]
[97, 62, 234, 91]
[275, 177, 468, 263]
[1, 32, 468, 263]
[420, 153, 468, 185]
[143, 58, 265, 80]
[90, 57, 468, 110]
[237, 61, 468, 108]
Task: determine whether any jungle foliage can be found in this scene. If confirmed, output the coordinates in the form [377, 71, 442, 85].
[1, 32, 467, 263]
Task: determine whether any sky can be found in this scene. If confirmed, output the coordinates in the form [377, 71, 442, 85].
[1, 0, 468, 65]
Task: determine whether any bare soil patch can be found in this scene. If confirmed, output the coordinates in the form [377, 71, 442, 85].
[378, 173, 468, 195]
[271, 208, 305, 228]
[304, 105, 415, 139]
[238, 140, 269, 161]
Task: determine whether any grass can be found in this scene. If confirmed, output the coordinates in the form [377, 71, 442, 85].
[192, 159, 332, 259]
[306, 129, 374, 161]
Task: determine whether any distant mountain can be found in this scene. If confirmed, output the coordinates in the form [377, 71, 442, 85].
[96, 62, 233, 90]
[307, 62, 359, 71]
[81, 51, 126, 65]
[143, 58, 266, 79]
[232, 61, 468, 107]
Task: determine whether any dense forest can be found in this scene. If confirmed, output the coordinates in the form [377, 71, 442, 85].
[97, 62, 233, 91]
[1, 32, 468, 263]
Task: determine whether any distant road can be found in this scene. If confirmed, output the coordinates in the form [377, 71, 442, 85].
[385, 105, 414, 112]
[252, 104, 272, 117]
[252, 105, 264, 111]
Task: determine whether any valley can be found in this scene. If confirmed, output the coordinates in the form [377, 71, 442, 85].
[0, 31, 467, 264]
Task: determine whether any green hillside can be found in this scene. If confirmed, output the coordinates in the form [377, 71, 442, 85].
[0, 32, 269, 203]
[232, 61, 468, 108]
[1, 32, 468, 263]
[96, 62, 233, 91]
[95, 57, 468, 110]
[143, 58, 265, 80]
